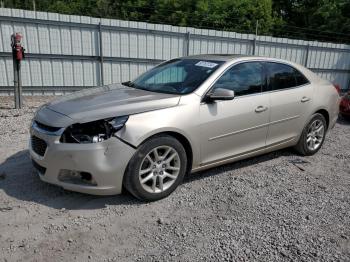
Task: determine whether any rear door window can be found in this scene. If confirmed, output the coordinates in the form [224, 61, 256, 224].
[265, 63, 296, 90]
[265, 62, 309, 91]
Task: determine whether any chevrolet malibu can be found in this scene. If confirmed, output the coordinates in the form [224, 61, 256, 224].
[30, 55, 340, 201]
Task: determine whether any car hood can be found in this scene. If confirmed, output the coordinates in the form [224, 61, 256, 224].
[36, 84, 180, 127]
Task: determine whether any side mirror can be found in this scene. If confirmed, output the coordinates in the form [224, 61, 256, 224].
[206, 88, 235, 102]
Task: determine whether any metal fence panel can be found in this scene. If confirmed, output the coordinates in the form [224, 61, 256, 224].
[0, 7, 349, 95]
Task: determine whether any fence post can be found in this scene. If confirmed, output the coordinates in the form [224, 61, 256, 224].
[304, 44, 310, 67]
[252, 20, 258, 56]
[98, 22, 104, 86]
[185, 32, 190, 56]
[252, 38, 257, 55]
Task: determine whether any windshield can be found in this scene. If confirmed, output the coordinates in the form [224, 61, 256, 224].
[129, 59, 224, 95]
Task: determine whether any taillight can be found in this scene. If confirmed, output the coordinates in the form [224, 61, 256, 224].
[333, 84, 341, 95]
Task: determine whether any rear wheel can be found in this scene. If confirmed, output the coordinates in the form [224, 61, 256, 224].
[294, 113, 327, 156]
[123, 135, 187, 201]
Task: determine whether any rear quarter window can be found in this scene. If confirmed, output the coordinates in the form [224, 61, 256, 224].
[294, 69, 310, 86]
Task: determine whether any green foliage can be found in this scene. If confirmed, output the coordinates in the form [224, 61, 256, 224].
[272, 0, 350, 42]
[2, 0, 350, 43]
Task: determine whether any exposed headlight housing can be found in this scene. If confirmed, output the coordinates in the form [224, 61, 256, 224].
[60, 116, 128, 144]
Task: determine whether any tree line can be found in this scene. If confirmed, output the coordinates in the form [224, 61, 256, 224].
[3, 0, 350, 43]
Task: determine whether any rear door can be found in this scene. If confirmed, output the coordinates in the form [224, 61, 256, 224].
[199, 62, 270, 164]
[264, 62, 314, 146]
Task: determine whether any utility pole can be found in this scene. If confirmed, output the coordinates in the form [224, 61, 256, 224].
[32, 0, 36, 11]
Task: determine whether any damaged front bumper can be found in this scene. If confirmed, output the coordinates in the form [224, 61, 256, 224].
[29, 121, 136, 195]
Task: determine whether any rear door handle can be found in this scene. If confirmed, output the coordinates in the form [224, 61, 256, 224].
[255, 106, 268, 113]
[301, 96, 310, 103]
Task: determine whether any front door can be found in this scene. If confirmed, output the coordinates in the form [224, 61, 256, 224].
[199, 62, 270, 165]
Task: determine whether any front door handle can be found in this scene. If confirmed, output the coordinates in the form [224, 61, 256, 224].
[255, 106, 268, 113]
[301, 96, 311, 103]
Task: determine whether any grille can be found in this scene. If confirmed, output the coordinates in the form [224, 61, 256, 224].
[31, 136, 47, 157]
[32, 160, 46, 175]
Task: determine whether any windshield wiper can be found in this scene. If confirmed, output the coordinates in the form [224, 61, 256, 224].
[122, 81, 146, 91]
[122, 81, 179, 95]
[121, 81, 135, 87]
[122, 81, 150, 92]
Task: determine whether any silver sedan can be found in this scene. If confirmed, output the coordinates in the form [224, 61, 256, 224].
[29, 55, 340, 201]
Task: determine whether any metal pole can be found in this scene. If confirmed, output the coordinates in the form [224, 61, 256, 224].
[18, 62, 22, 107]
[11, 32, 23, 109]
[186, 32, 190, 56]
[253, 20, 259, 56]
[304, 44, 310, 67]
[13, 59, 19, 108]
[252, 38, 257, 55]
[98, 22, 104, 86]
[12, 59, 22, 109]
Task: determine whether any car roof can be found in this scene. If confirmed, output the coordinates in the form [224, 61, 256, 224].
[182, 54, 290, 63]
[180, 54, 320, 82]
[182, 54, 247, 61]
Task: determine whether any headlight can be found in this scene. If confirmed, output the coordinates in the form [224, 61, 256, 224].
[30, 104, 47, 130]
[60, 116, 128, 144]
[34, 103, 48, 117]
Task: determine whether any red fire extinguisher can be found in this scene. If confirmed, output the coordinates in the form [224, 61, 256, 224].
[11, 32, 25, 61]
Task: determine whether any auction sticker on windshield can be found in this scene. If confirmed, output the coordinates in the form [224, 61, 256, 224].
[195, 61, 218, 68]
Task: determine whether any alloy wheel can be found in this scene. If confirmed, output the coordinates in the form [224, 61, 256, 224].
[138, 146, 181, 193]
[306, 119, 325, 151]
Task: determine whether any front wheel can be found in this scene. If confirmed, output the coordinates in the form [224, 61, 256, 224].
[294, 113, 327, 156]
[123, 135, 187, 201]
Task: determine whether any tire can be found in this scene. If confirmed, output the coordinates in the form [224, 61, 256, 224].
[294, 113, 327, 156]
[123, 135, 187, 201]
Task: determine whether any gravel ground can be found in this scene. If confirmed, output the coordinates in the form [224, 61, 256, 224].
[0, 96, 349, 262]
